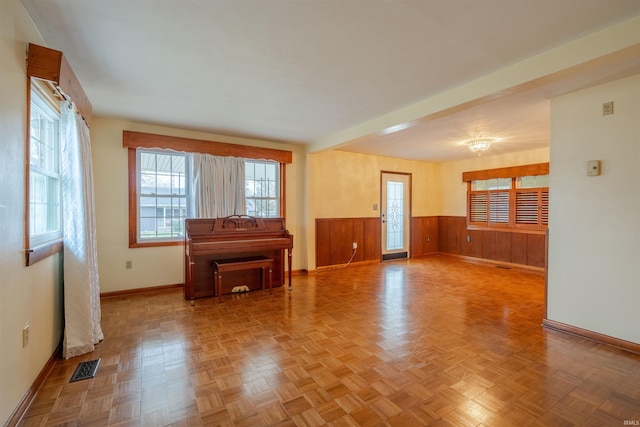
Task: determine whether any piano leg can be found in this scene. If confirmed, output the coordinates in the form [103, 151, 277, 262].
[288, 249, 293, 291]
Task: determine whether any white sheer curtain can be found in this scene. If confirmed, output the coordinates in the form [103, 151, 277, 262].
[192, 153, 245, 218]
[60, 100, 103, 359]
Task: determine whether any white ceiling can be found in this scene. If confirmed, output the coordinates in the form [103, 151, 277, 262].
[21, 0, 640, 162]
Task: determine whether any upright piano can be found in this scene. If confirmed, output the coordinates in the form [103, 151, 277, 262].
[184, 216, 293, 300]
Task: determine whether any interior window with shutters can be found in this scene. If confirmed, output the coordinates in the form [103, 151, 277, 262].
[467, 173, 548, 232]
[515, 175, 549, 227]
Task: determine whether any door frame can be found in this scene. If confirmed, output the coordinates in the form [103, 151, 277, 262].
[380, 171, 412, 261]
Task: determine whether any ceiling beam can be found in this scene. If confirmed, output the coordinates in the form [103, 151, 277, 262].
[308, 15, 640, 154]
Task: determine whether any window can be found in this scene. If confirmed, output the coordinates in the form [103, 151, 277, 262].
[245, 160, 280, 217]
[28, 82, 62, 248]
[464, 164, 549, 232]
[126, 132, 290, 248]
[137, 150, 190, 242]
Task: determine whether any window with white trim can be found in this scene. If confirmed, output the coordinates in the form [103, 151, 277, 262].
[245, 160, 280, 218]
[29, 83, 62, 248]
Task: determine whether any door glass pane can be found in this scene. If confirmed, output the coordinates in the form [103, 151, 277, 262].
[386, 181, 404, 251]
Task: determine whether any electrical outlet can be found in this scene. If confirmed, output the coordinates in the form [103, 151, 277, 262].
[22, 324, 29, 347]
[125, 260, 133, 269]
[352, 242, 357, 250]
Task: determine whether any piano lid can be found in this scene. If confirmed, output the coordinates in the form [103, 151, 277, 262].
[186, 216, 287, 237]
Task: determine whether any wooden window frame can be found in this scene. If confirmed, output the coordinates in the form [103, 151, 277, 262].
[124, 131, 292, 248]
[464, 163, 549, 234]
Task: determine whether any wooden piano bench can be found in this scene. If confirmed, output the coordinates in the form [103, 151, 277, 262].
[213, 256, 273, 297]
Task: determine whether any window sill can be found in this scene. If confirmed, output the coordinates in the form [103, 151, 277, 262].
[466, 225, 547, 235]
[129, 240, 184, 249]
[26, 239, 63, 266]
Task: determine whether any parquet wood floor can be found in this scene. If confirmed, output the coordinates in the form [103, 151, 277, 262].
[19, 256, 640, 426]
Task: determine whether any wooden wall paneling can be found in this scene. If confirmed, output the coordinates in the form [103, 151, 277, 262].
[437, 217, 447, 253]
[353, 219, 365, 262]
[316, 218, 382, 267]
[445, 216, 457, 254]
[495, 231, 511, 263]
[459, 223, 471, 257]
[482, 230, 497, 261]
[329, 219, 347, 265]
[427, 216, 439, 254]
[315, 219, 331, 267]
[411, 217, 424, 256]
[467, 229, 483, 258]
[414, 216, 438, 256]
[510, 233, 528, 265]
[317, 216, 544, 269]
[526, 233, 546, 268]
[453, 216, 466, 255]
[364, 218, 381, 261]
[438, 217, 460, 255]
[410, 216, 440, 257]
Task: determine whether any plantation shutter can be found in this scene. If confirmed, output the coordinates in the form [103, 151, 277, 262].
[489, 190, 509, 224]
[515, 190, 539, 225]
[515, 189, 549, 228]
[469, 192, 488, 223]
[541, 190, 549, 225]
[463, 163, 549, 231]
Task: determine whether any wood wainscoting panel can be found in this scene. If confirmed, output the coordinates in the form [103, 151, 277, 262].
[317, 216, 545, 269]
[328, 219, 349, 265]
[510, 232, 528, 266]
[411, 216, 439, 257]
[526, 233, 546, 268]
[462, 229, 483, 259]
[363, 217, 381, 261]
[495, 231, 512, 263]
[437, 216, 546, 269]
[482, 230, 497, 261]
[438, 216, 463, 255]
[316, 218, 381, 267]
[315, 219, 331, 267]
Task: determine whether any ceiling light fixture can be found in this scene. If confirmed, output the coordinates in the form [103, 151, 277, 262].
[465, 136, 495, 154]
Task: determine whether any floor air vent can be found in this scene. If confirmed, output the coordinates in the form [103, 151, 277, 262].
[382, 252, 408, 261]
[70, 359, 100, 382]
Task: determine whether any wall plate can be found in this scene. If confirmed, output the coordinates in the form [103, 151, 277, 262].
[587, 160, 601, 176]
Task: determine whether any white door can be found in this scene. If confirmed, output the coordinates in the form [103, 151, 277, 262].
[381, 172, 410, 260]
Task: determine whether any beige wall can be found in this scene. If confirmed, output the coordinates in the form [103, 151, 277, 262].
[548, 74, 640, 343]
[91, 117, 306, 293]
[0, 1, 64, 424]
[310, 150, 441, 218]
